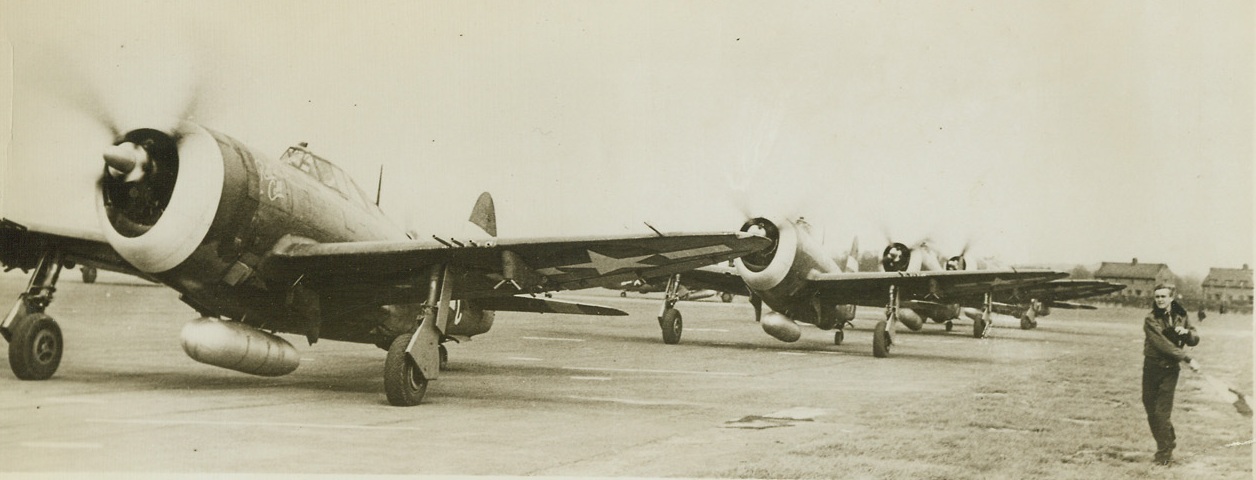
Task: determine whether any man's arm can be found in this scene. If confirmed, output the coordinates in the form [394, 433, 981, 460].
[1180, 313, 1200, 347]
[1146, 315, 1188, 361]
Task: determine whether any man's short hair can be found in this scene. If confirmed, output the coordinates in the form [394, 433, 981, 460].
[1154, 283, 1177, 293]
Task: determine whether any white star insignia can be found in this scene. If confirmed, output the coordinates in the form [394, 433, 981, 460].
[565, 250, 656, 275]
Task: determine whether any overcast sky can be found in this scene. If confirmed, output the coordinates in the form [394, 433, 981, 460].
[1, 1, 1251, 278]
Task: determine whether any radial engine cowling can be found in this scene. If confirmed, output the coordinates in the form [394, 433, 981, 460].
[97, 122, 229, 274]
[181, 317, 300, 376]
[736, 217, 798, 292]
[761, 312, 802, 343]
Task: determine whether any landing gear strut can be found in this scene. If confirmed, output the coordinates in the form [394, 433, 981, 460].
[874, 285, 899, 358]
[384, 264, 454, 406]
[658, 273, 683, 344]
[2, 250, 66, 380]
[973, 292, 993, 339]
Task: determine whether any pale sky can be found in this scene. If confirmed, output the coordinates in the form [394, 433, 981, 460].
[0, 0, 1251, 278]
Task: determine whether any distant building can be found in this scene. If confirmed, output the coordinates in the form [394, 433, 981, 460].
[1094, 258, 1174, 299]
[1202, 264, 1253, 310]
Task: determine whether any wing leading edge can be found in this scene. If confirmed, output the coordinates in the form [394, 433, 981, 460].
[805, 269, 1069, 307]
[263, 231, 771, 301]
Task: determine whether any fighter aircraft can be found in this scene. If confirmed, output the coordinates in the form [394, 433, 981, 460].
[0, 121, 771, 406]
[878, 241, 1125, 333]
[646, 216, 1067, 357]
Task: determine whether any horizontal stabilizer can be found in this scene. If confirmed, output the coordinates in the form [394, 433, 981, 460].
[472, 296, 628, 316]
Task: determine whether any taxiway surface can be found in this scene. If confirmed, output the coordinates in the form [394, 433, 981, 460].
[0, 272, 1250, 477]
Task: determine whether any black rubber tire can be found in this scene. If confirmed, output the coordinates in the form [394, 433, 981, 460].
[620, 291, 627, 297]
[80, 267, 97, 284]
[1020, 315, 1037, 330]
[720, 292, 734, 303]
[9, 313, 63, 380]
[973, 316, 987, 339]
[945, 321, 953, 332]
[384, 335, 427, 406]
[872, 319, 891, 358]
[660, 308, 683, 345]
[833, 329, 844, 345]
[439, 344, 449, 370]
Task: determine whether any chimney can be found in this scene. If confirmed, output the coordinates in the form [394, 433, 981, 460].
[1131, 257, 1138, 265]
[1244, 264, 1249, 270]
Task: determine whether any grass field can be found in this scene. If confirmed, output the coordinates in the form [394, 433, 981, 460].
[715, 307, 1252, 479]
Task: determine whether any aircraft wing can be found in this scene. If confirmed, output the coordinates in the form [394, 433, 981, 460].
[0, 218, 150, 279]
[471, 296, 627, 316]
[261, 231, 770, 301]
[673, 265, 751, 297]
[960, 279, 1125, 309]
[805, 269, 1069, 307]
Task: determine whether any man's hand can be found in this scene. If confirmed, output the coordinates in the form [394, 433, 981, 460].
[1174, 326, 1190, 336]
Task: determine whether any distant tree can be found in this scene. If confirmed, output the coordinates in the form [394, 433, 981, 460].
[1174, 274, 1203, 304]
[1070, 265, 1093, 279]
[858, 251, 882, 272]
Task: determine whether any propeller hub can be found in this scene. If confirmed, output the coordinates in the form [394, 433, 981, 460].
[103, 142, 150, 181]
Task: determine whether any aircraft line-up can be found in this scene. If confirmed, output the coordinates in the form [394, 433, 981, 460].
[1, 122, 1121, 405]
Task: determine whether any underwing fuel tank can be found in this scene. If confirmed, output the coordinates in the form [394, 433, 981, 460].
[896, 308, 925, 331]
[762, 312, 802, 343]
[180, 317, 300, 376]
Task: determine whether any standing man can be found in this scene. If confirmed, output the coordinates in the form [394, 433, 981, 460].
[1142, 283, 1200, 465]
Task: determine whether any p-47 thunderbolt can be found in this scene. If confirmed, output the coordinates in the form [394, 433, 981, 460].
[645, 217, 1067, 357]
[879, 241, 1126, 334]
[0, 122, 769, 406]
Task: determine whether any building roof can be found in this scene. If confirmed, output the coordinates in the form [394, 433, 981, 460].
[1203, 267, 1253, 289]
[1094, 261, 1170, 280]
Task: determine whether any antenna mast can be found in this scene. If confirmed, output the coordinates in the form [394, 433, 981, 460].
[375, 165, 383, 206]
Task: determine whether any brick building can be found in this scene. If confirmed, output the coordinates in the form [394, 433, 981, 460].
[1094, 258, 1174, 299]
[1202, 265, 1253, 311]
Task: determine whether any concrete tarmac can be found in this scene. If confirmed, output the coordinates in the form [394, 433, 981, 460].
[0, 272, 1239, 476]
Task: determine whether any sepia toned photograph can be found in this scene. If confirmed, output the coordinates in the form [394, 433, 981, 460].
[0, 1, 1251, 478]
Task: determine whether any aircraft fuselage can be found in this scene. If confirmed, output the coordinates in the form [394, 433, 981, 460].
[98, 123, 418, 345]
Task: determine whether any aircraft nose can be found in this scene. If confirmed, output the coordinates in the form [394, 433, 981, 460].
[103, 142, 149, 182]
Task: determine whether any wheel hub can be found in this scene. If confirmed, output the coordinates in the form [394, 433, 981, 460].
[33, 330, 58, 365]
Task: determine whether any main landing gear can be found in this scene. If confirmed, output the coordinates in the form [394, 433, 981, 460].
[973, 292, 994, 339]
[2, 250, 66, 380]
[874, 285, 900, 358]
[383, 265, 455, 406]
[657, 273, 683, 344]
[1019, 300, 1039, 330]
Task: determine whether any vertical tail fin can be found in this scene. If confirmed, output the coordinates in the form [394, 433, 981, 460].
[844, 236, 860, 272]
[469, 192, 497, 237]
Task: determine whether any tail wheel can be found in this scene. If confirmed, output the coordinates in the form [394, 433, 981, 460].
[620, 291, 627, 297]
[81, 267, 97, 284]
[720, 292, 734, 303]
[944, 320, 953, 332]
[9, 313, 63, 380]
[659, 308, 683, 345]
[384, 335, 428, 406]
[1019, 315, 1037, 330]
[872, 319, 891, 358]
[833, 329, 844, 345]
[973, 316, 987, 338]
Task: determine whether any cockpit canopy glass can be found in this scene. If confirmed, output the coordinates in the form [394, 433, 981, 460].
[280, 146, 375, 207]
